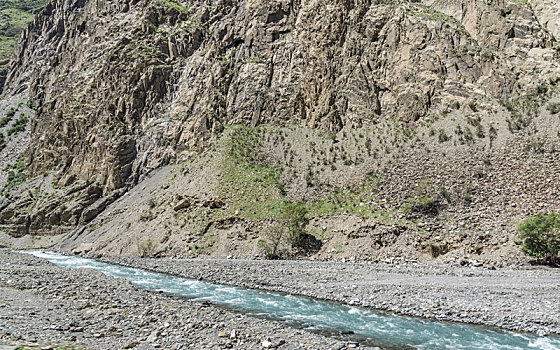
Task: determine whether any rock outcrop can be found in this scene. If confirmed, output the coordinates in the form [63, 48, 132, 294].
[530, 0, 560, 39]
[0, 0, 559, 264]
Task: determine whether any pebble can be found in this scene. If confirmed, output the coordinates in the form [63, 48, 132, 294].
[103, 253, 560, 336]
[0, 250, 368, 349]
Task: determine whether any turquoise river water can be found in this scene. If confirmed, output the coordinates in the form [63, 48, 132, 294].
[28, 251, 560, 350]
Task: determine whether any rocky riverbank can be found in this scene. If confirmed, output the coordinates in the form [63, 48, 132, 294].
[0, 249, 372, 349]
[2, 248, 559, 350]
[103, 256, 560, 337]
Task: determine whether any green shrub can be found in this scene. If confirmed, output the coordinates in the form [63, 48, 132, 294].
[280, 203, 309, 247]
[439, 187, 452, 203]
[476, 124, 485, 138]
[0, 108, 15, 127]
[502, 99, 515, 112]
[258, 225, 284, 259]
[518, 213, 560, 265]
[7, 114, 28, 136]
[6, 108, 15, 118]
[536, 84, 548, 95]
[403, 195, 440, 216]
[0, 116, 11, 127]
[258, 204, 309, 258]
[26, 100, 36, 110]
[489, 123, 497, 143]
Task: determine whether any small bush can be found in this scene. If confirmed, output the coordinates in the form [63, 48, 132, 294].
[258, 204, 310, 258]
[281, 203, 309, 247]
[0, 108, 15, 127]
[463, 127, 473, 142]
[137, 238, 157, 257]
[258, 225, 284, 259]
[506, 113, 531, 133]
[536, 84, 548, 95]
[547, 102, 560, 115]
[438, 129, 450, 143]
[518, 213, 560, 265]
[526, 138, 546, 154]
[501, 99, 515, 112]
[403, 196, 440, 216]
[6, 108, 15, 118]
[440, 187, 452, 203]
[305, 168, 314, 187]
[476, 124, 485, 138]
[7, 114, 28, 136]
[489, 123, 497, 142]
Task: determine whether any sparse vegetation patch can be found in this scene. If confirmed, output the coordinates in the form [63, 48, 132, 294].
[547, 102, 560, 115]
[7, 113, 28, 136]
[2, 155, 28, 196]
[0, 107, 15, 126]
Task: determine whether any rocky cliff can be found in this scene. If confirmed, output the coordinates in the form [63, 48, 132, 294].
[0, 0, 559, 266]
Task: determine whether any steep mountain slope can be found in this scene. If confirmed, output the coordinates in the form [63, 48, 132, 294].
[0, 0, 559, 265]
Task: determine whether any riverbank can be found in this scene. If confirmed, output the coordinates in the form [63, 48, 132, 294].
[0, 249, 371, 349]
[103, 255, 560, 336]
[2, 249, 559, 349]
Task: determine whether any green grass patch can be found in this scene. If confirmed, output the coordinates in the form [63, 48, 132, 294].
[217, 127, 395, 224]
[510, 0, 529, 6]
[307, 173, 386, 219]
[217, 126, 286, 219]
[0, 0, 48, 62]
[158, 0, 189, 14]
[404, 2, 464, 29]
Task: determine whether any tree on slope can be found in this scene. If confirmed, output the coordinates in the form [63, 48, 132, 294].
[518, 213, 560, 265]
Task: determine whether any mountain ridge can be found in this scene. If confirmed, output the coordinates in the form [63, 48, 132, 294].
[0, 0, 559, 266]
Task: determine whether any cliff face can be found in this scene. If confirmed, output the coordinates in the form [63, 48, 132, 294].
[0, 0, 559, 264]
[3, 0, 556, 188]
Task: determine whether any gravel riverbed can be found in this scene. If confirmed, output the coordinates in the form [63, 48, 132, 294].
[103, 256, 560, 336]
[1, 249, 559, 349]
[0, 250, 372, 350]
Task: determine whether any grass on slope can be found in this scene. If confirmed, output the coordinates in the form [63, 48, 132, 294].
[0, 0, 48, 62]
[217, 126, 286, 220]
